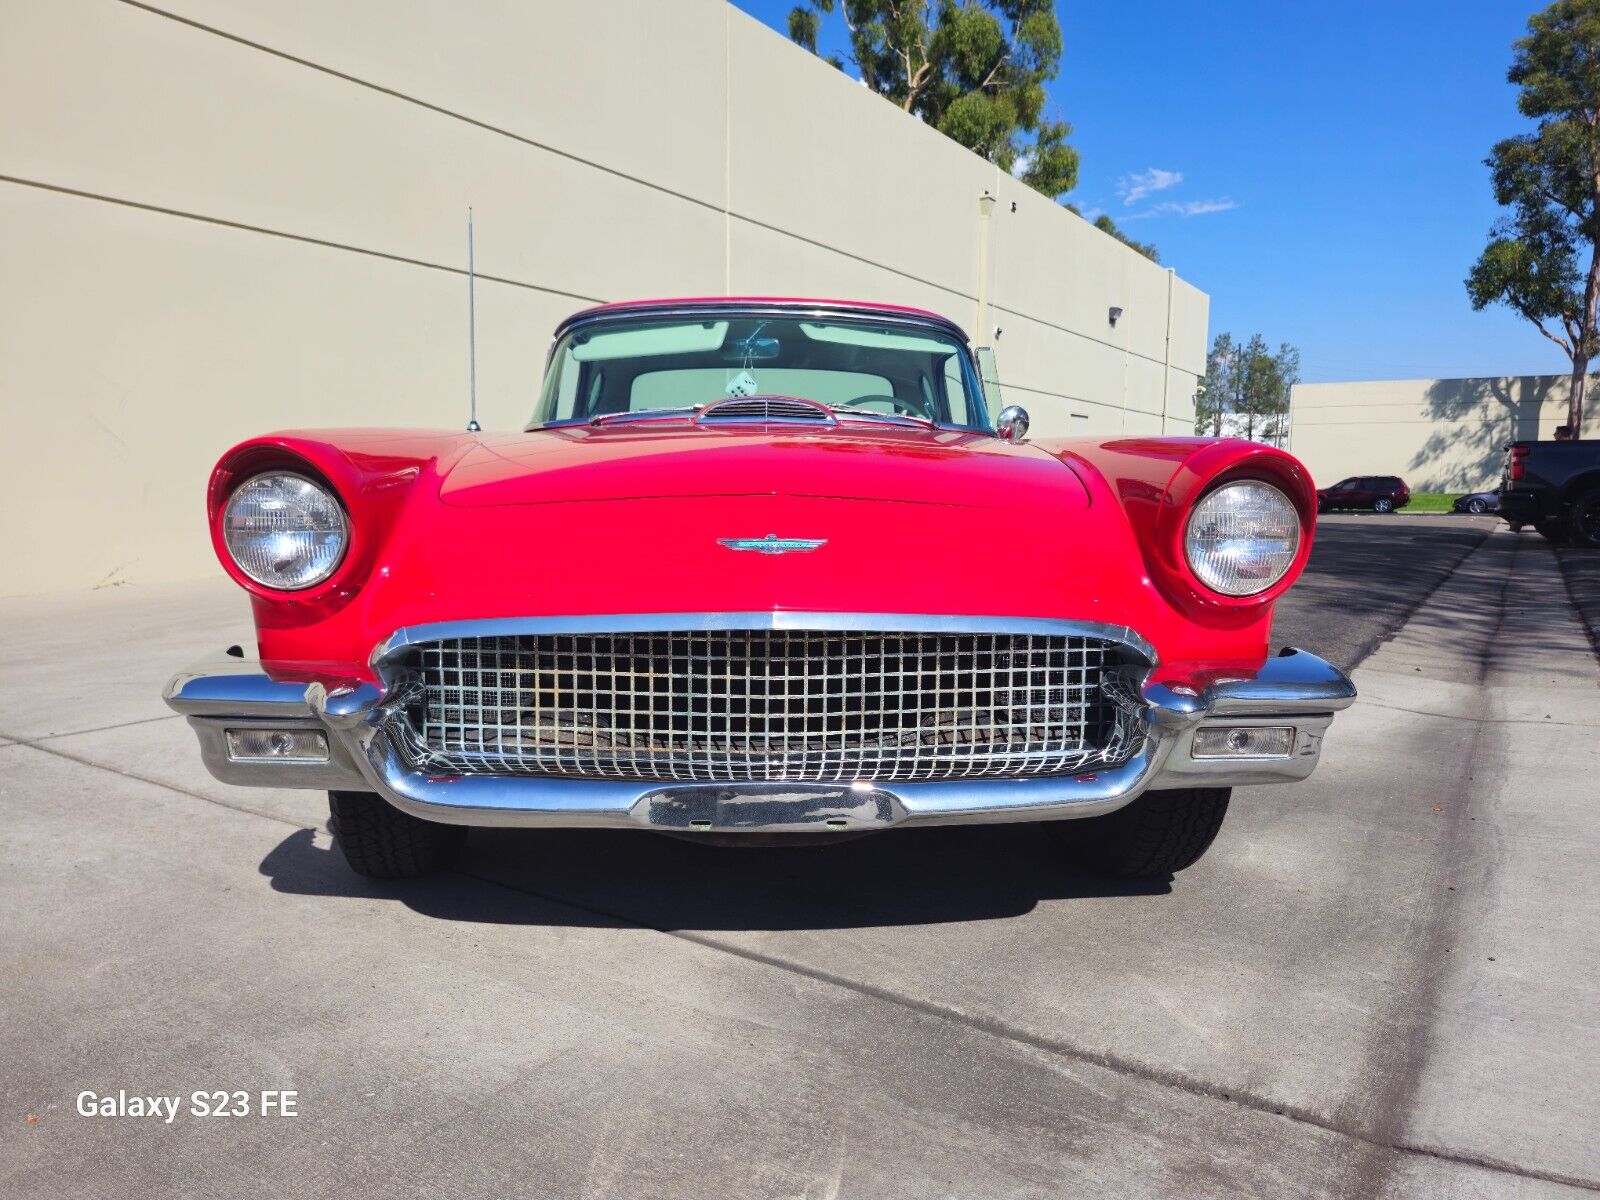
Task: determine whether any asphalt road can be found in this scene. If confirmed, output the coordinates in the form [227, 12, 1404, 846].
[1272, 512, 1496, 670]
[3, 521, 1598, 1198]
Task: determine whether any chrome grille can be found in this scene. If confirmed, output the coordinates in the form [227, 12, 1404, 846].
[399, 630, 1140, 783]
[697, 397, 834, 423]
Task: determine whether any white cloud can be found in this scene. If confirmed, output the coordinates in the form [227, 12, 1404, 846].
[1157, 197, 1237, 217]
[1010, 153, 1032, 179]
[1122, 197, 1238, 221]
[1117, 167, 1183, 205]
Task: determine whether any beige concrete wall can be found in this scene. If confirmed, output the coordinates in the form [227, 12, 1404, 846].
[0, 0, 1207, 595]
[1288, 376, 1600, 492]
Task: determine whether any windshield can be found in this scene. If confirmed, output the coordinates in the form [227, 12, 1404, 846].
[530, 313, 991, 431]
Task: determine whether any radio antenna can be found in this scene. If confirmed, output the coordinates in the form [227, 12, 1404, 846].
[466, 207, 481, 432]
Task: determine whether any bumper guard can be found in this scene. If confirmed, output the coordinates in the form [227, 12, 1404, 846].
[164, 639, 1355, 832]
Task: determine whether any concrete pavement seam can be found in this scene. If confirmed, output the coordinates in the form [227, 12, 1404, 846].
[6, 737, 318, 832]
[1476, 535, 1523, 685]
[7, 591, 1591, 1189]
[1554, 545, 1600, 668]
[453, 866, 1600, 1194]
[0, 713, 184, 745]
[1351, 697, 1597, 727]
[14, 725, 1590, 1188]
[1334, 530, 1597, 1195]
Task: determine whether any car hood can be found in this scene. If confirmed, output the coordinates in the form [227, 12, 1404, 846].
[437, 422, 1090, 511]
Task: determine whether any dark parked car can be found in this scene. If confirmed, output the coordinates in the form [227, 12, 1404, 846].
[1453, 490, 1500, 514]
[1316, 475, 1411, 513]
[1500, 439, 1600, 546]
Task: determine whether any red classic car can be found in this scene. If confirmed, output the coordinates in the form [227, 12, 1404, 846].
[166, 298, 1354, 882]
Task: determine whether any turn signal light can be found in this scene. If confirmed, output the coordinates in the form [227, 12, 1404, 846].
[225, 728, 330, 763]
[1192, 726, 1294, 759]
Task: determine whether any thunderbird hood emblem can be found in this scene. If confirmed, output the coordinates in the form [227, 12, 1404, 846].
[718, 533, 827, 555]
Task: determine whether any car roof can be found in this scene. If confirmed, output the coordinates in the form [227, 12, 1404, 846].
[554, 297, 972, 344]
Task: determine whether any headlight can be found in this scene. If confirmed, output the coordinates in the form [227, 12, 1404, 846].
[222, 472, 348, 590]
[1184, 480, 1300, 596]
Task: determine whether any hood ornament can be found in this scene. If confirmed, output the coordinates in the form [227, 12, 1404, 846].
[718, 533, 827, 555]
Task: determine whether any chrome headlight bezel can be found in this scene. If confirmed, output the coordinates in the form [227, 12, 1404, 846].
[1183, 479, 1302, 598]
[221, 472, 349, 591]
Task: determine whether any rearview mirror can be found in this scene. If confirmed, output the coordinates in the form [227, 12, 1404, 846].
[996, 405, 1030, 443]
[723, 335, 781, 361]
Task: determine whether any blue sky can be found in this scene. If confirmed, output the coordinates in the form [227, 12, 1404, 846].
[730, 1, 1563, 383]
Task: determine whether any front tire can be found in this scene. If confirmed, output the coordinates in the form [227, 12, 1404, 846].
[1044, 787, 1231, 880]
[1373, 497, 1394, 514]
[1467, 499, 1487, 514]
[328, 791, 466, 879]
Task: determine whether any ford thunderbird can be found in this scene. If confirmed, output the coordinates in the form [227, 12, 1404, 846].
[165, 298, 1355, 881]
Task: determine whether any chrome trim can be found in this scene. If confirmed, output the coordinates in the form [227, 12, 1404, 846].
[551, 301, 973, 347]
[369, 613, 1159, 671]
[164, 638, 1355, 830]
[696, 396, 837, 425]
[348, 716, 1168, 830]
[533, 303, 993, 435]
[396, 629, 1141, 784]
[717, 535, 827, 555]
[1143, 649, 1359, 719]
[165, 658, 318, 718]
[1152, 714, 1336, 786]
[184, 715, 368, 790]
[221, 471, 350, 592]
[996, 404, 1030, 443]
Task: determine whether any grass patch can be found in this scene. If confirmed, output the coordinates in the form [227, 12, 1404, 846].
[1405, 493, 1465, 512]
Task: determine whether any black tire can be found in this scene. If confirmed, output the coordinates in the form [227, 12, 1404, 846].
[1467, 499, 1487, 514]
[1508, 522, 1526, 533]
[1373, 497, 1394, 514]
[1571, 490, 1600, 548]
[328, 791, 466, 879]
[1044, 787, 1231, 880]
[1536, 520, 1571, 544]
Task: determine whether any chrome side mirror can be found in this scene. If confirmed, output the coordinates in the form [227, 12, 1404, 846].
[996, 405, 1030, 443]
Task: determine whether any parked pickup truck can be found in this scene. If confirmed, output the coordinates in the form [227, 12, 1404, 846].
[1500, 439, 1600, 547]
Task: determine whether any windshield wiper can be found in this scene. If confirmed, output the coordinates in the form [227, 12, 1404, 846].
[589, 405, 702, 427]
[824, 404, 937, 428]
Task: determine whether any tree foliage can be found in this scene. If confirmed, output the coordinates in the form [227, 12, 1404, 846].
[1197, 332, 1299, 443]
[786, 1, 1079, 198]
[1466, 0, 1600, 438]
[1090, 212, 1159, 263]
[788, 2, 1162, 262]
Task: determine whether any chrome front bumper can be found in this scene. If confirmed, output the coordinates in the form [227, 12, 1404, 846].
[164, 641, 1356, 833]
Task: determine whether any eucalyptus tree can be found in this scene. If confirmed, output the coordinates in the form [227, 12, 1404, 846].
[786, 1, 1158, 261]
[1467, 0, 1600, 438]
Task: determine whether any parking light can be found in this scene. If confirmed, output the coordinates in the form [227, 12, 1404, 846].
[1191, 726, 1295, 759]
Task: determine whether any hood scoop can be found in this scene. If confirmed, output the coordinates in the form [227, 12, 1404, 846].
[696, 396, 836, 425]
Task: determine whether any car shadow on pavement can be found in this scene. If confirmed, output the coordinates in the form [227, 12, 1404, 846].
[258, 824, 1169, 931]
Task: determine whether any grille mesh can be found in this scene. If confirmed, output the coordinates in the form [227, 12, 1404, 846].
[697, 397, 833, 423]
[399, 630, 1139, 783]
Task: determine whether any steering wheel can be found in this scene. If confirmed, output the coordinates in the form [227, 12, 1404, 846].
[838, 394, 932, 419]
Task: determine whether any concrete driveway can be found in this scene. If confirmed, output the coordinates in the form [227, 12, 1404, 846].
[3, 518, 1597, 1198]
